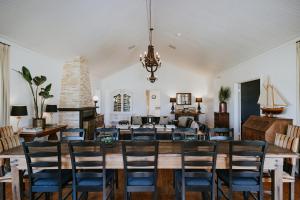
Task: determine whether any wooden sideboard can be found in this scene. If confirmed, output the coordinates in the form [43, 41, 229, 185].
[214, 112, 229, 128]
[242, 115, 292, 143]
[175, 111, 198, 121]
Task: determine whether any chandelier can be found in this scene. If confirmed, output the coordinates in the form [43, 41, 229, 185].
[139, 0, 161, 83]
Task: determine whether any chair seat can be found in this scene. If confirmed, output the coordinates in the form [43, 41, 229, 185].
[175, 170, 211, 186]
[33, 169, 72, 186]
[217, 169, 259, 186]
[77, 170, 114, 187]
[128, 176, 154, 186]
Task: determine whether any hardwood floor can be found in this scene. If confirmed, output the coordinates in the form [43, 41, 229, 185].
[5, 169, 300, 199]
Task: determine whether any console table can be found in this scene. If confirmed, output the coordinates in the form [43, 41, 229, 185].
[19, 125, 67, 142]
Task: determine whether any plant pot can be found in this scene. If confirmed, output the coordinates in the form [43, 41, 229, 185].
[219, 102, 227, 113]
[33, 118, 46, 128]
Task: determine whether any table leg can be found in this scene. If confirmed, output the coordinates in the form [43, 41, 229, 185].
[11, 159, 22, 200]
[271, 158, 283, 200]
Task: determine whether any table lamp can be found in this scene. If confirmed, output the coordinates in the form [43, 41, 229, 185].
[45, 104, 57, 125]
[10, 106, 28, 130]
[196, 97, 202, 113]
[170, 97, 176, 114]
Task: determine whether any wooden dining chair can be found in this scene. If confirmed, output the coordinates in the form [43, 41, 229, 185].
[60, 128, 85, 141]
[286, 124, 300, 177]
[131, 128, 157, 141]
[171, 128, 198, 141]
[209, 128, 234, 141]
[22, 141, 72, 200]
[68, 141, 115, 200]
[217, 140, 267, 200]
[175, 141, 218, 200]
[263, 133, 299, 200]
[122, 141, 159, 200]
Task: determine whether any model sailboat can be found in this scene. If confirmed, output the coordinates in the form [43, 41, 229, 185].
[257, 79, 287, 117]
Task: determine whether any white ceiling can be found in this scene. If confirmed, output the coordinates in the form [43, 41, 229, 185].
[1, 0, 300, 78]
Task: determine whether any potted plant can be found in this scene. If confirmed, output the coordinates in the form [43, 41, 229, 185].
[218, 86, 231, 113]
[15, 66, 54, 128]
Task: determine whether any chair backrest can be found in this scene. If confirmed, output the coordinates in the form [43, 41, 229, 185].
[181, 140, 217, 181]
[172, 128, 198, 141]
[22, 141, 62, 186]
[60, 128, 85, 141]
[209, 128, 234, 138]
[122, 140, 158, 171]
[0, 126, 15, 138]
[131, 128, 157, 141]
[229, 140, 267, 186]
[286, 124, 300, 138]
[209, 136, 233, 141]
[94, 128, 119, 141]
[68, 141, 106, 188]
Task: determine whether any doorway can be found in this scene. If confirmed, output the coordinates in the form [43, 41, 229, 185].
[240, 79, 260, 127]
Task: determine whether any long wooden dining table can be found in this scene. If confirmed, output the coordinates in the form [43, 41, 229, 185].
[0, 140, 298, 200]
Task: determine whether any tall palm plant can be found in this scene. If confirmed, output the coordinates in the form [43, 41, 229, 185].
[15, 66, 54, 119]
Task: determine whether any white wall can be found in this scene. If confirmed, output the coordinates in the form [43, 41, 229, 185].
[92, 62, 214, 126]
[0, 37, 64, 129]
[214, 38, 300, 138]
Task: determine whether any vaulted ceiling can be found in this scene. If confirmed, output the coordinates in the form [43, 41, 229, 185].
[1, 0, 300, 78]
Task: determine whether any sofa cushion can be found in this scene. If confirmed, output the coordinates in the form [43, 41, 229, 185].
[159, 116, 169, 125]
[178, 116, 194, 127]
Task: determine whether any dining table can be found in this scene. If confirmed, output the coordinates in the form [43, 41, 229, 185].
[0, 140, 298, 200]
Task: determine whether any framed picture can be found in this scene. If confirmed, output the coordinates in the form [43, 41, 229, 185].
[176, 93, 192, 105]
[152, 95, 156, 99]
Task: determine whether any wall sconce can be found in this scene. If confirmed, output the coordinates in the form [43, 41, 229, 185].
[93, 96, 99, 113]
[195, 97, 202, 113]
[170, 97, 176, 114]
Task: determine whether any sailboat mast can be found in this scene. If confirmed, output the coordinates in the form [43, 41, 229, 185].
[271, 86, 275, 108]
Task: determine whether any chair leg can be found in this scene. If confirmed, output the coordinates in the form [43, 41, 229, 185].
[210, 187, 214, 200]
[228, 188, 233, 200]
[243, 192, 249, 200]
[289, 182, 295, 200]
[115, 170, 119, 189]
[0, 183, 5, 200]
[181, 185, 185, 200]
[72, 187, 77, 200]
[202, 192, 208, 200]
[153, 189, 158, 200]
[217, 178, 222, 200]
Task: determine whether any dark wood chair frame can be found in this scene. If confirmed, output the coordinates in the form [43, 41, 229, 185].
[171, 128, 198, 141]
[131, 128, 157, 141]
[22, 141, 72, 200]
[217, 140, 267, 200]
[122, 141, 159, 200]
[175, 141, 218, 200]
[60, 128, 85, 141]
[68, 141, 115, 200]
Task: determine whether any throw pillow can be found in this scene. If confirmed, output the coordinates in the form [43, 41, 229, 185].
[190, 121, 199, 130]
[159, 116, 169, 125]
[178, 117, 188, 127]
[186, 118, 194, 128]
[131, 116, 142, 125]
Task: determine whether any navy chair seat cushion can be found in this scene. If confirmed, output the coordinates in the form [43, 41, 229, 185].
[175, 170, 211, 186]
[128, 176, 154, 186]
[33, 169, 72, 186]
[217, 169, 259, 186]
[76, 170, 114, 187]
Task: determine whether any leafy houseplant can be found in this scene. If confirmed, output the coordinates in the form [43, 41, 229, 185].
[15, 66, 54, 128]
[218, 86, 231, 113]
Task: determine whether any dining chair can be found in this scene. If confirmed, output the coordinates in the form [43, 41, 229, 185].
[122, 140, 159, 200]
[209, 135, 233, 141]
[171, 128, 198, 141]
[131, 128, 157, 141]
[94, 127, 120, 142]
[175, 141, 218, 200]
[286, 124, 300, 177]
[263, 133, 299, 200]
[68, 141, 115, 200]
[60, 128, 85, 141]
[209, 128, 234, 139]
[216, 140, 267, 200]
[22, 141, 72, 200]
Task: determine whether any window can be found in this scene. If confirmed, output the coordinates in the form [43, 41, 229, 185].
[112, 90, 132, 113]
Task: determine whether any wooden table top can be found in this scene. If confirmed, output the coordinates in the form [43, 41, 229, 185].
[19, 125, 67, 137]
[0, 141, 298, 159]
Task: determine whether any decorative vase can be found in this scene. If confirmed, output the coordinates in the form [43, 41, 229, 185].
[219, 102, 227, 113]
[33, 118, 46, 128]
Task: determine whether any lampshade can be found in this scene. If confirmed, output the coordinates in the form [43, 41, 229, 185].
[170, 97, 176, 103]
[45, 104, 58, 112]
[10, 106, 28, 116]
[196, 98, 203, 103]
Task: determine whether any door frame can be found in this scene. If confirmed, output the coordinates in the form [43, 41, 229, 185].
[233, 77, 262, 140]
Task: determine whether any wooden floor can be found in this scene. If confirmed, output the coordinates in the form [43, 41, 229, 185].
[4, 169, 300, 199]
